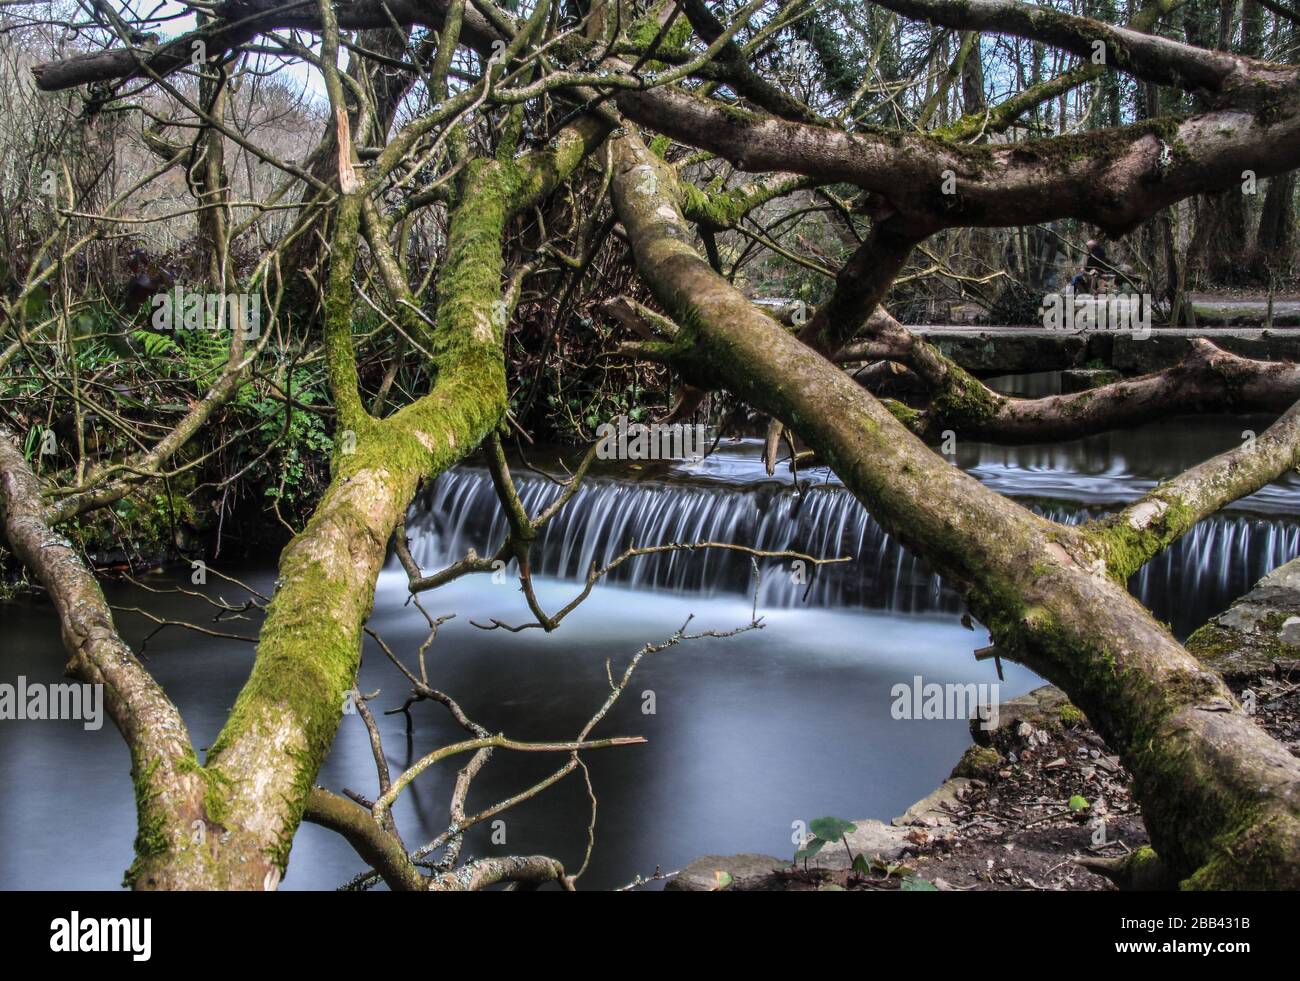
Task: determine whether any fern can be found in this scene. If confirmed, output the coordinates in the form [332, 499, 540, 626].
[132, 329, 180, 359]
[178, 328, 232, 387]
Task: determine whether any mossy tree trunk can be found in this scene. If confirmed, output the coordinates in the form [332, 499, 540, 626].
[114, 115, 607, 890]
[610, 129, 1300, 888]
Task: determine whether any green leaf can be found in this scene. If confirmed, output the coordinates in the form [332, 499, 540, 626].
[794, 839, 826, 860]
[900, 876, 939, 891]
[712, 870, 733, 890]
[809, 817, 857, 841]
[1068, 795, 1089, 812]
[851, 854, 873, 875]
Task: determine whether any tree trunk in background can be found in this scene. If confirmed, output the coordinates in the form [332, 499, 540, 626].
[1190, 190, 1250, 285]
[1162, 208, 1195, 325]
[1256, 14, 1298, 279]
[281, 28, 423, 294]
[1089, 0, 1122, 126]
[1136, 77, 1167, 305]
[1186, 0, 1251, 285]
[1257, 171, 1297, 279]
[195, 13, 231, 293]
[961, 33, 985, 115]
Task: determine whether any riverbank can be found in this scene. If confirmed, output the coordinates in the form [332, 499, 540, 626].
[669, 558, 1300, 891]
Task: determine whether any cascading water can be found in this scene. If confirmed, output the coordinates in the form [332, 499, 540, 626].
[403, 447, 1300, 638]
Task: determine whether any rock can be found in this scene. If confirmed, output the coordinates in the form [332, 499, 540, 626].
[671, 820, 926, 889]
[1112, 328, 1300, 373]
[1186, 556, 1300, 679]
[905, 326, 1300, 375]
[970, 684, 1086, 747]
[892, 778, 974, 831]
[950, 744, 1004, 780]
[667, 853, 785, 891]
[803, 819, 916, 870]
[1282, 616, 1300, 645]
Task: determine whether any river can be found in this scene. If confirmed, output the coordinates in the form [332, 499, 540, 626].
[2, 408, 1296, 889]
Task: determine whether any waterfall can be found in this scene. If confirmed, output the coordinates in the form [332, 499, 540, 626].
[402, 467, 1300, 636]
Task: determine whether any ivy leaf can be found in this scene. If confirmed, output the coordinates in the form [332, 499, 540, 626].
[794, 839, 826, 860]
[809, 816, 857, 841]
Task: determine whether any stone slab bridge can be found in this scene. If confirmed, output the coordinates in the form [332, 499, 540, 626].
[906, 327, 1300, 379]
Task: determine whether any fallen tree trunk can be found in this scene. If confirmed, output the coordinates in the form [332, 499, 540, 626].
[610, 129, 1300, 888]
[850, 311, 1300, 444]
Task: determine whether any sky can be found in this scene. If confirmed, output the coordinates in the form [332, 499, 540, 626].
[98, 0, 333, 104]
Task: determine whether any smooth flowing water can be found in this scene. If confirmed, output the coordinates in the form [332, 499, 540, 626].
[2, 413, 1296, 889]
[411, 414, 1300, 636]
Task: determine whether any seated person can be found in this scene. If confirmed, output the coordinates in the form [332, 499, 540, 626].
[1084, 238, 1111, 293]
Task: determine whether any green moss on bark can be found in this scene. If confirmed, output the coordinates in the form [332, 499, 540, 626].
[883, 399, 923, 430]
[1089, 495, 1196, 582]
[123, 756, 168, 888]
[626, 13, 693, 60]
